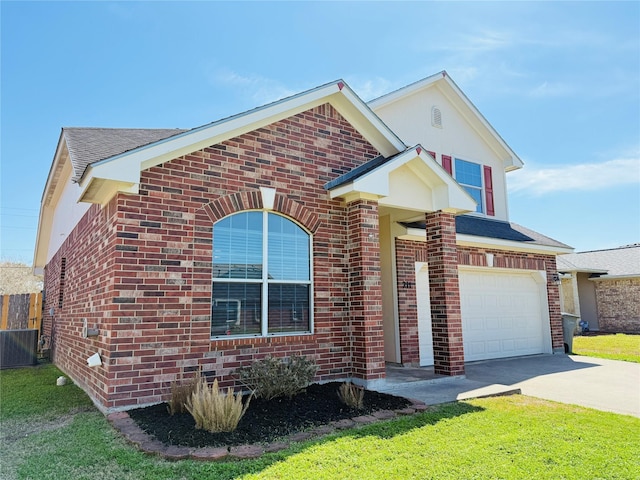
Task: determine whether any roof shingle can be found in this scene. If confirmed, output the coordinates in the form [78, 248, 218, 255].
[63, 127, 187, 181]
[557, 244, 640, 276]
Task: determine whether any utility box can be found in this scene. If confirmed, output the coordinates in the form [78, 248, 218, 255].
[0, 329, 38, 369]
[561, 313, 580, 354]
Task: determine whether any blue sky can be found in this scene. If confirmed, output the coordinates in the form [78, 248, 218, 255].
[1, 1, 639, 264]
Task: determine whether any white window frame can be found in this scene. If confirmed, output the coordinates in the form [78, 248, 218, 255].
[454, 158, 485, 215]
[211, 210, 314, 339]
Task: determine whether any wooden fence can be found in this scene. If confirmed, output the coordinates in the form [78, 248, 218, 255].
[0, 293, 43, 334]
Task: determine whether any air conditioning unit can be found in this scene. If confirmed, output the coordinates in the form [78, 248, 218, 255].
[0, 329, 38, 369]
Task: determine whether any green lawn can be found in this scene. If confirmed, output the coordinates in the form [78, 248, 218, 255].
[573, 333, 640, 363]
[1, 364, 639, 480]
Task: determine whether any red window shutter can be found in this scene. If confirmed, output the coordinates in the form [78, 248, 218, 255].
[442, 155, 452, 175]
[484, 165, 495, 216]
[426, 150, 436, 160]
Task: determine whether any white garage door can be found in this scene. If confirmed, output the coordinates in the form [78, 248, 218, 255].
[459, 269, 549, 362]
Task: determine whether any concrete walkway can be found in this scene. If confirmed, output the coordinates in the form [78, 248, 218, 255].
[376, 354, 640, 418]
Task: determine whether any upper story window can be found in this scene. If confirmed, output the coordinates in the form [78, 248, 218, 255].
[211, 211, 312, 338]
[455, 159, 484, 213]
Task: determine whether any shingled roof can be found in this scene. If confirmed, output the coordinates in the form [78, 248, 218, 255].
[557, 244, 640, 277]
[402, 215, 572, 250]
[63, 127, 187, 182]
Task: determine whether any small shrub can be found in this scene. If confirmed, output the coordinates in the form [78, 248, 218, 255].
[236, 355, 318, 400]
[338, 381, 365, 409]
[185, 377, 251, 433]
[168, 372, 199, 415]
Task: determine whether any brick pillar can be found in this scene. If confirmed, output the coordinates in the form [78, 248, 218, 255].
[347, 199, 385, 382]
[425, 211, 465, 376]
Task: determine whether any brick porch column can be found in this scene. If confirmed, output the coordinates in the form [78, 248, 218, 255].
[347, 199, 385, 382]
[425, 211, 465, 375]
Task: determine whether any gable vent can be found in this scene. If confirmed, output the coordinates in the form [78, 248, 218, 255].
[431, 106, 442, 128]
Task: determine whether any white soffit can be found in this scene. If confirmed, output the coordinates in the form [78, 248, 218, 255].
[329, 146, 476, 214]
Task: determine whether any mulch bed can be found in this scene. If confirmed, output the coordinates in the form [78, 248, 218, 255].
[128, 382, 411, 448]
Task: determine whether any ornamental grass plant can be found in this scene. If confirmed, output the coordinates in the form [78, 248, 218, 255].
[185, 377, 252, 433]
[337, 381, 365, 409]
[168, 371, 199, 415]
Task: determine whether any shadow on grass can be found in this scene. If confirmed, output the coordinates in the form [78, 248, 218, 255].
[217, 402, 487, 478]
[1, 364, 490, 480]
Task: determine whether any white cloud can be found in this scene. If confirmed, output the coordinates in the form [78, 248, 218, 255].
[528, 81, 575, 98]
[508, 157, 640, 196]
[209, 68, 298, 105]
[345, 76, 394, 102]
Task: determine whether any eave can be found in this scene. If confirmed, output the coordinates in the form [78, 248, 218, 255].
[368, 71, 524, 172]
[326, 146, 477, 215]
[398, 227, 574, 256]
[78, 80, 407, 205]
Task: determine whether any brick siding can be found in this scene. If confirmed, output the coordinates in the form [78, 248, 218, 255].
[595, 278, 640, 332]
[393, 240, 564, 367]
[44, 104, 381, 411]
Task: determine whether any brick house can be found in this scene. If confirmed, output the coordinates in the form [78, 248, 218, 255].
[558, 244, 640, 333]
[34, 71, 572, 412]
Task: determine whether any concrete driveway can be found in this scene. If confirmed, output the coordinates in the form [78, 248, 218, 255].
[377, 354, 640, 418]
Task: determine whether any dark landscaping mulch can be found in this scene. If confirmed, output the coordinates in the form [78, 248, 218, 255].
[128, 382, 411, 448]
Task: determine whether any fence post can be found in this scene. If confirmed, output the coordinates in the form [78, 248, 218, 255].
[0, 295, 8, 330]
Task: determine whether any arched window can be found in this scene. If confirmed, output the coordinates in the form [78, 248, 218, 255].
[211, 211, 312, 337]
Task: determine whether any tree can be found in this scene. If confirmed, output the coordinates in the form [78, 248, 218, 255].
[0, 261, 43, 295]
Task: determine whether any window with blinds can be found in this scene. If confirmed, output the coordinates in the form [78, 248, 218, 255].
[211, 211, 312, 337]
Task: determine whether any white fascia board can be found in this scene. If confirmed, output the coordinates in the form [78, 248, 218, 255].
[590, 274, 640, 281]
[79, 81, 405, 205]
[35, 142, 70, 269]
[330, 147, 476, 213]
[400, 229, 573, 255]
[370, 71, 524, 171]
[331, 84, 406, 157]
[33, 203, 53, 270]
[457, 234, 574, 255]
[436, 78, 524, 171]
[557, 267, 608, 275]
[367, 71, 444, 109]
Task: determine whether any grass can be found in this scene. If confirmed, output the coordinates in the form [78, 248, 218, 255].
[573, 333, 640, 363]
[1, 364, 639, 480]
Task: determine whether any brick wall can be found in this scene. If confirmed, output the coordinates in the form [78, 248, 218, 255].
[425, 212, 464, 375]
[44, 201, 120, 408]
[346, 199, 384, 380]
[595, 278, 640, 332]
[393, 239, 564, 367]
[44, 104, 382, 411]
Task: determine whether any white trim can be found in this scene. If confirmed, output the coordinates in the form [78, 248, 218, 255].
[259, 187, 276, 211]
[457, 234, 573, 255]
[369, 71, 524, 172]
[397, 228, 572, 255]
[77, 80, 406, 205]
[211, 210, 313, 340]
[590, 274, 640, 281]
[328, 146, 477, 214]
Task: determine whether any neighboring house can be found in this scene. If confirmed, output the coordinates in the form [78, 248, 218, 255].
[557, 244, 640, 333]
[34, 71, 572, 412]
